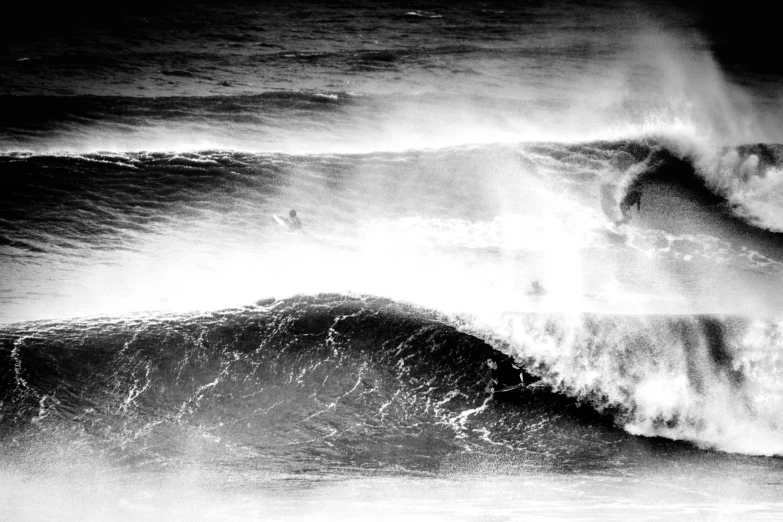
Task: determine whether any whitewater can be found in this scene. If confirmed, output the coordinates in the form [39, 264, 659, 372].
[2, 1, 783, 520]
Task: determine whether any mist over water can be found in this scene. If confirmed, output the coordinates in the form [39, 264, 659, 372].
[3, 1, 781, 154]
[3, 1, 783, 519]
[3, 140, 782, 323]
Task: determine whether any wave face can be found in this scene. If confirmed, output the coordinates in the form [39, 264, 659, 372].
[2, 294, 782, 478]
[3, 293, 780, 475]
[0, 295, 624, 474]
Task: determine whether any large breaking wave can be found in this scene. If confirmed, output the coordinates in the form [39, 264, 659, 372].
[2, 96, 783, 459]
[2, 294, 782, 466]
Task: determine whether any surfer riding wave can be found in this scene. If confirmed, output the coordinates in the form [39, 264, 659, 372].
[600, 183, 642, 226]
[617, 189, 642, 225]
[485, 355, 543, 397]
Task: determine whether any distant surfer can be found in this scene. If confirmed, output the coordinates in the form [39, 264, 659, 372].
[287, 209, 302, 230]
[528, 280, 545, 296]
[273, 209, 303, 231]
[617, 189, 642, 225]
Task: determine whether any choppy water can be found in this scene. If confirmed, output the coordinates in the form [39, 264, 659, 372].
[3, 1, 783, 519]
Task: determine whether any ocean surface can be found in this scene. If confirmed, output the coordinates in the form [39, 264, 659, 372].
[2, 1, 783, 519]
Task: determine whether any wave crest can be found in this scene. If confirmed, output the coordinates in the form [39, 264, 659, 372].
[461, 310, 783, 456]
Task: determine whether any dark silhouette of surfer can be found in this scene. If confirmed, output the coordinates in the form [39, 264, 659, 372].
[274, 209, 302, 231]
[287, 209, 302, 230]
[485, 355, 543, 398]
[617, 189, 641, 224]
[485, 356, 524, 395]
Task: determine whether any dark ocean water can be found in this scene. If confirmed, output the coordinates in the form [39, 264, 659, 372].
[2, 1, 783, 519]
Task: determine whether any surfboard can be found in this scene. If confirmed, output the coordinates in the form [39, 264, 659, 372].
[492, 383, 524, 394]
[272, 214, 290, 229]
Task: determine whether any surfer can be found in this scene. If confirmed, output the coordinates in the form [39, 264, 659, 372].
[529, 280, 545, 296]
[484, 356, 524, 395]
[273, 209, 303, 231]
[618, 189, 642, 224]
[287, 209, 302, 230]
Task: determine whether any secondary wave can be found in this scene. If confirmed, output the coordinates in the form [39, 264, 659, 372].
[2, 137, 783, 324]
[601, 139, 783, 234]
